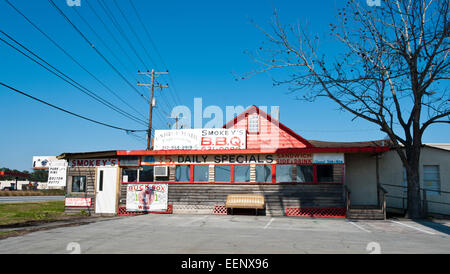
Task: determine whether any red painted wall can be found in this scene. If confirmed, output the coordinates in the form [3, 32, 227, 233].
[228, 113, 309, 150]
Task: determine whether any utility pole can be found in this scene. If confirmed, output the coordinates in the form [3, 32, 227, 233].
[137, 69, 169, 150]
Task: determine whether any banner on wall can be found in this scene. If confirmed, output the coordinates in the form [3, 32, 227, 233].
[276, 153, 313, 164]
[153, 129, 246, 151]
[126, 184, 168, 212]
[65, 197, 92, 207]
[141, 153, 345, 166]
[68, 158, 118, 167]
[142, 154, 275, 165]
[313, 154, 345, 164]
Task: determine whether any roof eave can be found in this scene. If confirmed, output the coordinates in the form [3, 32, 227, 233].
[117, 146, 390, 156]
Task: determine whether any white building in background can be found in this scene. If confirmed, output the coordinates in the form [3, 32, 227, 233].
[0, 180, 48, 190]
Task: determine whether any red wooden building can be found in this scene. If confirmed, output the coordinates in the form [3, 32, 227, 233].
[61, 106, 390, 218]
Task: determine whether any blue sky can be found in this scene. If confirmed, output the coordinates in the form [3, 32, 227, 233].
[0, 0, 448, 171]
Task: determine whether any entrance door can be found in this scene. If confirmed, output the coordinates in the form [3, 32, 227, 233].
[95, 167, 118, 214]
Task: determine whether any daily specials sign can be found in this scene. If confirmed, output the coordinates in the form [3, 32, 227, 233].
[126, 184, 168, 212]
[47, 160, 68, 187]
[142, 153, 344, 165]
[143, 154, 275, 165]
[153, 129, 246, 151]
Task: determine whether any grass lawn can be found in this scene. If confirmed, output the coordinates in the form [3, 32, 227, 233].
[0, 230, 22, 238]
[0, 201, 67, 226]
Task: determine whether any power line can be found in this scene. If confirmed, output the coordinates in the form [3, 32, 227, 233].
[127, 0, 165, 71]
[0, 31, 148, 127]
[98, 0, 178, 125]
[96, 0, 149, 70]
[97, 0, 175, 130]
[84, 1, 175, 129]
[127, 0, 183, 106]
[84, 0, 140, 71]
[0, 82, 147, 133]
[47, 0, 150, 104]
[4, 0, 147, 120]
[71, 7, 144, 92]
[112, 0, 158, 70]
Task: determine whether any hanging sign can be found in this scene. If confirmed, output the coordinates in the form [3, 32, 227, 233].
[47, 160, 68, 187]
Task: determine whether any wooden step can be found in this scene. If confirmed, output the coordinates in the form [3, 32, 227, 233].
[347, 210, 385, 220]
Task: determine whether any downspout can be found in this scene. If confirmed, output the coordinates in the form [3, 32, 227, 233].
[376, 153, 380, 206]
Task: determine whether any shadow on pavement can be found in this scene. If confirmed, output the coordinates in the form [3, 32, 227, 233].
[414, 220, 450, 236]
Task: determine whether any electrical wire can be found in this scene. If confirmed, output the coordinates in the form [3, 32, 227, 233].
[112, 0, 158, 70]
[99, 0, 174, 128]
[47, 0, 150, 104]
[4, 0, 147, 120]
[0, 82, 148, 133]
[0, 31, 148, 127]
[71, 7, 143, 93]
[127, 0, 183, 106]
[84, 0, 140, 71]
[96, 0, 149, 71]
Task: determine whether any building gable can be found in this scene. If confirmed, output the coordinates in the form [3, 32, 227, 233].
[223, 105, 313, 150]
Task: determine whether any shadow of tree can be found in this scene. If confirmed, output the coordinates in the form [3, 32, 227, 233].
[414, 220, 450, 236]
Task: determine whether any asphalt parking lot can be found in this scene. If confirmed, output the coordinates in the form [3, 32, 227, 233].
[0, 214, 449, 254]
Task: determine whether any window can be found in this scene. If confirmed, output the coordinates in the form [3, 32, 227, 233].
[248, 115, 259, 133]
[256, 165, 272, 183]
[176, 165, 191, 182]
[276, 165, 293, 182]
[296, 165, 314, 182]
[317, 165, 333, 182]
[215, 165, 231, 182]
[122, 168, 138, 183]
[194, 165, 209, 182]
[423, 165, 440, 195]
[235, 165, 250, 182]
[98, 171, 104, 192]
[139, 166, 154, 182]
[119, 156, 139, 166]
[72, 176, 86, 193]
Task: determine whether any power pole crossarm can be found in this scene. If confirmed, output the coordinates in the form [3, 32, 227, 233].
[168, 116, 181, 130]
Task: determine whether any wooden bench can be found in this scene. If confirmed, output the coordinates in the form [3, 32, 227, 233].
[226, 194, 265, 216]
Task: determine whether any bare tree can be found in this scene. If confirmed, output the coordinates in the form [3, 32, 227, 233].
[242, 0, 449, 218]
